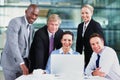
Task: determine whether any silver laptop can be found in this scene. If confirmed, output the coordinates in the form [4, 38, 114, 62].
[50, 54, 84, 78]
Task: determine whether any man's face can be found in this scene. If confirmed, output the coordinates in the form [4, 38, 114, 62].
[47, 20, 60, 34]
[81, 7, 92, 23]
[61, 34, 73, 49]
[90, 37, 104, 53]
[25, 7, 39, 24]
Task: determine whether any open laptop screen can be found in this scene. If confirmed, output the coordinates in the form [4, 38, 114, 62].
[50, 54, 84, 76]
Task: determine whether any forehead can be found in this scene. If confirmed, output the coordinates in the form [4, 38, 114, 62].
[62, 34, 72, 39]
[48, 20, 59, 25]
[81, 7, 91, 12]
[90, 37, 101, 43]
[28, 7, 39, 13]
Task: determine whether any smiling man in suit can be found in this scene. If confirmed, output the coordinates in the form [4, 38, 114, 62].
[1, 4, 39, 80]
[29, 14, 63, 73]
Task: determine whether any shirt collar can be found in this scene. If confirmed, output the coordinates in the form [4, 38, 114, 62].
[84, 19, 91, 28]
[96, 46, 105, 56]
[59, 48, 73, 54]
[24, 16, 31, 26]
[47, 30, 54, 38]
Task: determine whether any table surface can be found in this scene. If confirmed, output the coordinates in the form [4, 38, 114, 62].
[16, 74, 108, 80]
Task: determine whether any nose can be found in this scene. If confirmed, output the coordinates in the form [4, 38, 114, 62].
[94, 44, 98, 48]
[65, 40, 69, 44]
[32, 15, 38, 19]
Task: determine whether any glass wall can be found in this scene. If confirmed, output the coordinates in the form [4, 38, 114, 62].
[1, 0, 120, 61]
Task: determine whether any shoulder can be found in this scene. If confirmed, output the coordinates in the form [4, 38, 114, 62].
[51, 49, 60, 54]
[102, 46, 117, 57]
[8, 16, 24, 30]
[35, 25, 47, 35]
[73, 51, 80, 55]
[104, 46, 116, 53]
[78, 22, 84, 27]
[9, 16, 23, 24]
[56, 28, 63, 34]
[90, 19, 101, 26]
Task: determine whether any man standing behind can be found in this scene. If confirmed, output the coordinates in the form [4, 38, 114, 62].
[85, 33, 120, 80]
[1, 4, 40, 80]
[29, 14, 63, 73]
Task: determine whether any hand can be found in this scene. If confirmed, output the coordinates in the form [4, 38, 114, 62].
[20, 64, 29, 75]
[92, 67, 105, 77]
[33, 69, 46, 74]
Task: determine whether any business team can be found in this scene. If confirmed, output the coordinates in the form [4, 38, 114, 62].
[1, 3, 120, 80]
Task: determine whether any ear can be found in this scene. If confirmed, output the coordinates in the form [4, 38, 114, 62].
[101, 39, 104, 45]
[25, 10, 27, 14]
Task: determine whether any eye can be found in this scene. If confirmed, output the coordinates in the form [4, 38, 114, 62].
[63, 39, 67, 41]
[96, 42, 99, 45]
[91, 43, 95, 46]
[85, 12, 88, 14]
[68, 39, 71, 42]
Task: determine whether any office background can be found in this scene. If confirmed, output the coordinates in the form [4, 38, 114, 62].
[0, 0, 120, 75]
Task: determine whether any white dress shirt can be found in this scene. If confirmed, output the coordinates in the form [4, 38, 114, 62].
[85, 46, 120, 80]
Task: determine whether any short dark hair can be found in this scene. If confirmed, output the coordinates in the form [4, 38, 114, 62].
[90, 33, 104, 40]
[61, 31, 74, 40]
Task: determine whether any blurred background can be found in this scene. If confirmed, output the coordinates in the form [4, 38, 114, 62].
[0, 0, 120, 79]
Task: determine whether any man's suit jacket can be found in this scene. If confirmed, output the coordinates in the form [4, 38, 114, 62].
[1, 16, 34, 71]
[29, 25, 63, 73]
[76, 19, 104, 67]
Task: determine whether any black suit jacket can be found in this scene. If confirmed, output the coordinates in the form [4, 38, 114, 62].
[29, 25, 63, 73]
[76, 19, 104, 67]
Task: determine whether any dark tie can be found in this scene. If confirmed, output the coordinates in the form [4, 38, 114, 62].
[49, 35, 54, 54]
[96, 54, 100, 68]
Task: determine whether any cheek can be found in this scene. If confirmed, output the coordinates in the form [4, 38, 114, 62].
[68, 42, 72, 46]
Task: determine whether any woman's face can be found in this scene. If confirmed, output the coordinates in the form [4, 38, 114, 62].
[81, 7, 93, 23]
[61, 34, 73, 50]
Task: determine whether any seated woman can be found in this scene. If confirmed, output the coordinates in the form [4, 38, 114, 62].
[45, 31, 80, 74]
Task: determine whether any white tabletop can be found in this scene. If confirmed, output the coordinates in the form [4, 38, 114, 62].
[16, 74, 108, 80]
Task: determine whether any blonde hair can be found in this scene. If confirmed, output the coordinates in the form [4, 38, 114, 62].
[82, 4, 94, 14]
[47, 14, 62, 24]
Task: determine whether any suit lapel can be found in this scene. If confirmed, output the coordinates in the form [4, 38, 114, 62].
[29, 25, 33, 45]
[22, 24, 29, 46]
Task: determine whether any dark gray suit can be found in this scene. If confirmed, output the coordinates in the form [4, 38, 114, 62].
[1, 16, 34, 80]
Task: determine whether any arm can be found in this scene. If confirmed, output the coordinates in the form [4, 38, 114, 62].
[29, 29, 48, 70]
[92, 68, 105, 77]
[99, 48, 116, 75]
[76, 24, 83, 54]
[7, 19, 28, 74]
[85, 54, 96, 76]
[7, 19, 24, 65]
[45, 55, 51, 74]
